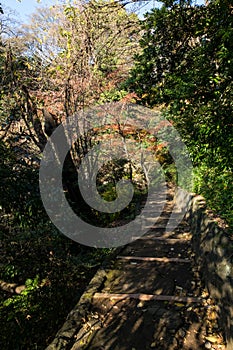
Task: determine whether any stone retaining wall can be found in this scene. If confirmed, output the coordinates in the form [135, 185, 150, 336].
[175, 188, 233, 350]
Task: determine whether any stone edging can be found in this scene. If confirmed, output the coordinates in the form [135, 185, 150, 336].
[45, 246, 123, 350]
[175, 188, 233, 350]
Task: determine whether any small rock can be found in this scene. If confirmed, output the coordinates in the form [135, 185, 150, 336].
[150, 342, 156, 348]
[205, 342, 212, 349]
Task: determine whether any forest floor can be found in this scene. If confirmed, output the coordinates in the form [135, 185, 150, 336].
[47, 189, 226, 350]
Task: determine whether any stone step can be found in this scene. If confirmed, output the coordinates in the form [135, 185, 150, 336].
[131, 231, 192, 241]
[93, 292, 203, 303]
[102, 260, 199, 296]
[131, 237, 191, 242]
[117, 256, 190, 263]
[123, 241, 191, 259]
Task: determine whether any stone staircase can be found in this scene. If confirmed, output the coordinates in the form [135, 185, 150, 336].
[46, 189, 226, 350]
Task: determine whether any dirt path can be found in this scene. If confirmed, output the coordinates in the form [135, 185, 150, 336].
[47, 190, 226, 350]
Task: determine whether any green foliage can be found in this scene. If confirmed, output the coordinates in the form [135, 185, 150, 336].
[129, 0, 233, 163]
[98, 88, 128, 104]
[0, 224, 112, 349]
[0, 137, 147, 349]
[193, 166, 233, 228]
[91, 158, 148, 226]
[0, 141, 44, 227]
[128, 0, 233, 227]
[0, 141, 116, 349]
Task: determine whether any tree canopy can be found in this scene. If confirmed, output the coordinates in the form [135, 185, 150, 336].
[127, 0, 232, 225]
[128, 0, 233, 167]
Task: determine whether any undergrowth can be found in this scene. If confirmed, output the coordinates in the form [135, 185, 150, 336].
[193, 165, 233, 230]
[0, 223, 112, 350]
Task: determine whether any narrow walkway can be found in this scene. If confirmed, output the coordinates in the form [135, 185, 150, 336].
[48, 190, 226, 350]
